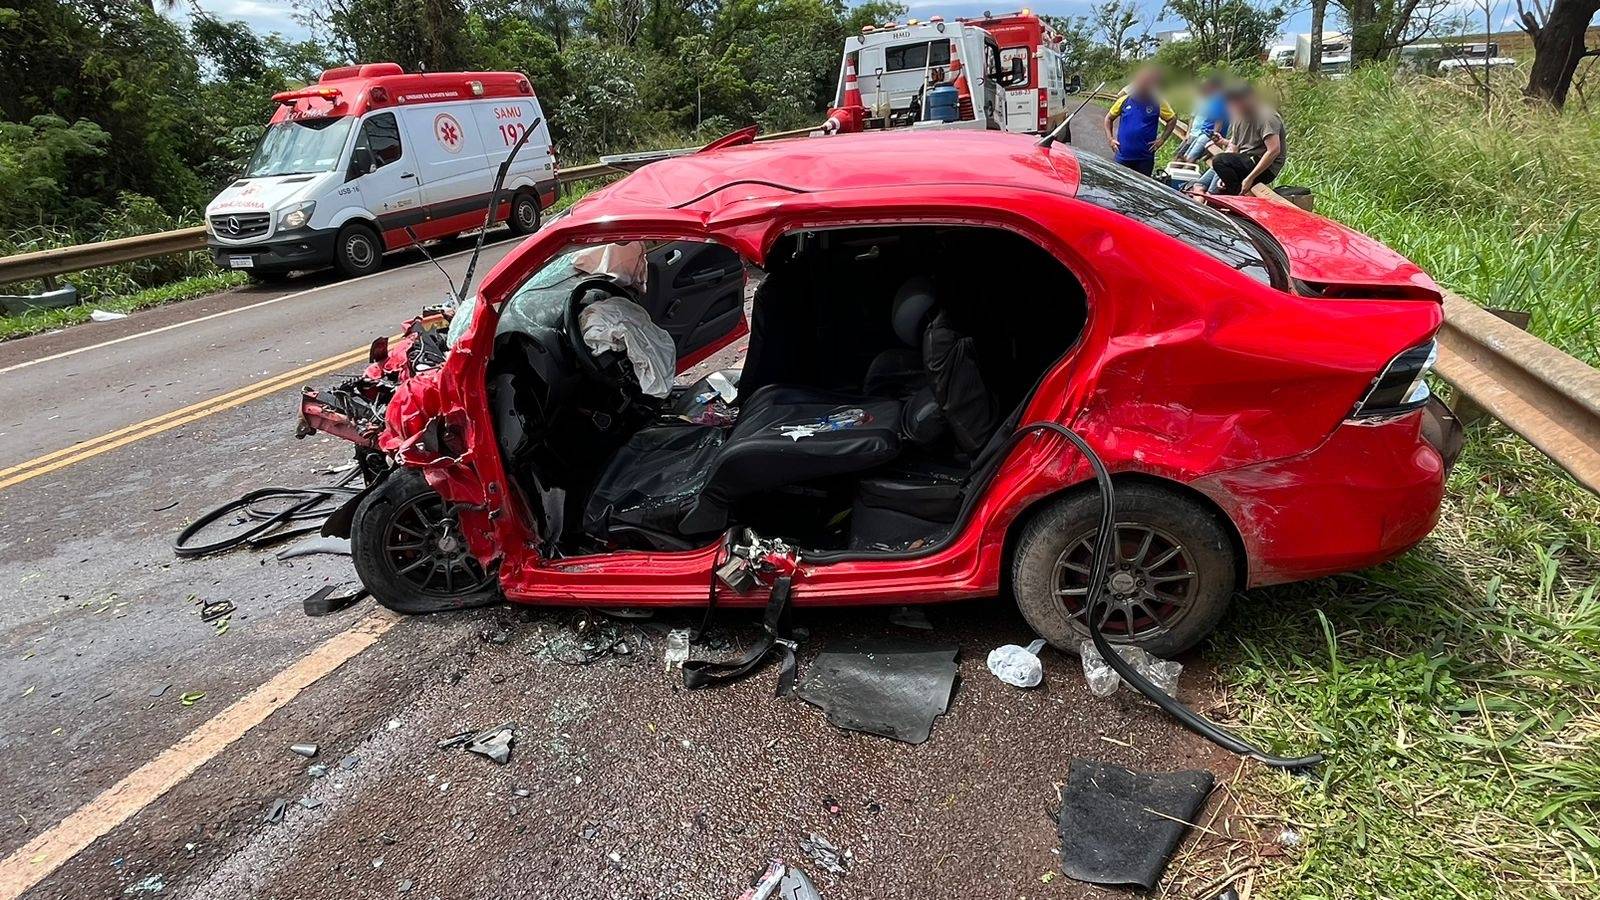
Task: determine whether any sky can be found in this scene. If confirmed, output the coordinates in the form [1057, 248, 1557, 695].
[165, 0, 1553, 53]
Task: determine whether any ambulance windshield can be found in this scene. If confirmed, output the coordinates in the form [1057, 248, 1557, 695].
[243, 117, 355, 178]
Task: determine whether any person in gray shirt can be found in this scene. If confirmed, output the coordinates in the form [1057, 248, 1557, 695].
[1207, 82, 1286, 196]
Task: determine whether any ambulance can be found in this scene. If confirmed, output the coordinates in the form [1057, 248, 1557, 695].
[205, 63, 556, 281]
[823, 17, 1028, 134]
[966, 10, 1071, 134]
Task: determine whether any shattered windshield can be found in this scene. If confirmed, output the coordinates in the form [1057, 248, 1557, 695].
[1073, 152, 1275, 286]
[243, 117, 355, 178]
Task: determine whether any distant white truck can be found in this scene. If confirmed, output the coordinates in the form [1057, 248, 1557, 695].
[1295, 31, 1353, 76]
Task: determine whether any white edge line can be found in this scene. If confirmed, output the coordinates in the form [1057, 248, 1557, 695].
[0, 242, 502, 377]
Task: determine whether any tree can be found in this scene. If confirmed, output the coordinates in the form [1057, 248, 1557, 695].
[1308, 0, 1327, 73]
[1093, 0, 1141, 58]
[294, 0, 473, 71]
[1335, 0, 1453, 63]
[1518, 0, 1600, 107]
[1163, 0, 1286, 65]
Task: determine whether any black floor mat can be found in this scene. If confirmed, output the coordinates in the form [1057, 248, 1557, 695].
[1056, 758, 1215, 889]
[794, 638, 959, 744]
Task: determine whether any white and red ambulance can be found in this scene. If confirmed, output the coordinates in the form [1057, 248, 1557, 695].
[966, 10, 1071, 134]
[205, 63, 555, 280]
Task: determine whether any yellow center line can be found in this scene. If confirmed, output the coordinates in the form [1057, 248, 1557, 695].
[0, 612, 399, 900]
[0, 345, 373, 492]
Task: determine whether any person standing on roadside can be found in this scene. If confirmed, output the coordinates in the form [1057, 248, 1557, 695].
[1104, 65, 1177, 178]
[1208, 82, 1286, 195]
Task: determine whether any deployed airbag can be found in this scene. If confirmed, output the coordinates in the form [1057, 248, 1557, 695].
[579, 297, 676, 398]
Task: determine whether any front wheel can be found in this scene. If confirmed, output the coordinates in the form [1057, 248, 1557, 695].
[334, 222, 383, 278]
[506, 191, 541, 236]
[1010, 482, 1235, 657]
[351, 468, 500, 614]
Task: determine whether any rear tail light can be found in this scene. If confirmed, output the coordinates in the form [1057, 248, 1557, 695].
[1351, 339, 1437, 417]
[1038, 87, 1048, 131]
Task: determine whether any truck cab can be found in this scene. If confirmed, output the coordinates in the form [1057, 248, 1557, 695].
[205, 63, 556, 281]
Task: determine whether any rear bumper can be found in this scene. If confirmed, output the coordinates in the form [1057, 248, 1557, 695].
[1192, 400, 1462, 588]
[209, 227, 337, 273]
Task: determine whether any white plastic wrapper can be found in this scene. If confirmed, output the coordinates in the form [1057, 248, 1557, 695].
[987, 638, 1048, 688]
[1079, 640, 1183, 698]
[579, 297, 676, 398]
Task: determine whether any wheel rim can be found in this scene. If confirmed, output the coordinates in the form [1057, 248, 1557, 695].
[346, 233, 375, 268]
[381, 493, 492, 596]
[1051, 522, 1200, 641]
[516, 199, 537, 229]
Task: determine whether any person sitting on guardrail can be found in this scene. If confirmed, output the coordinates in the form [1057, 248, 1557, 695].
[1205, 82, 1286, 196]
[1177, 74, 1228, 163]
[1104, 65, 1177, 178]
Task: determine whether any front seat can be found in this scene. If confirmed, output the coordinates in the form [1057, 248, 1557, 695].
[677, 385, 904, 535]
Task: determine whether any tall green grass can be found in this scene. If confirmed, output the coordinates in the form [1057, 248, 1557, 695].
[1214, 69, 1600, 899]
[1276, 68, 1600, 363]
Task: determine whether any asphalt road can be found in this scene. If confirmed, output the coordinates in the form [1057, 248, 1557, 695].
[0, 131, 1250, 900]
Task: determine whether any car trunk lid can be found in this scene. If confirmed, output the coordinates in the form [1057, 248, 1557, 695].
[1206, 195, 1443, 301]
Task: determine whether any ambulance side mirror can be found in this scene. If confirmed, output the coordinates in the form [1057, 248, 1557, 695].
[347, 148, 376, 181]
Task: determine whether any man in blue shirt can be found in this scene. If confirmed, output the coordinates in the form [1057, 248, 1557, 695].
[1178, 74, 1228, 162]
[1103, 65, 1176, 177]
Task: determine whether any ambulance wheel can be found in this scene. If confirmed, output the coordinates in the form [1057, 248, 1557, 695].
[334, 223, 383, 278]
[1011, 482, 1234, 658]
[351, 468, 500, 614]
[507, 191, 541, 236]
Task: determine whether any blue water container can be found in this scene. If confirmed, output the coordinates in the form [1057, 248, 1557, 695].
[926, 85, 959, 123]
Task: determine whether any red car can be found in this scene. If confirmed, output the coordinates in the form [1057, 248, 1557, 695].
[323, 130, 1461, 656]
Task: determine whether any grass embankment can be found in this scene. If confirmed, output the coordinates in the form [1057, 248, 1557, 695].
[0, 271, 245, 341]
[1214, 69, 1600, 899]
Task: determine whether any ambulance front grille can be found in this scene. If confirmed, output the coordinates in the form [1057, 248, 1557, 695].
[210, 212, 271, 240]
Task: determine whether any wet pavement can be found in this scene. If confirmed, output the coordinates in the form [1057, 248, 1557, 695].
[0, 127, 1255, 900]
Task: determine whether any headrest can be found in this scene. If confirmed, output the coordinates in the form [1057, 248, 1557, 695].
[891, 277, 938, 347]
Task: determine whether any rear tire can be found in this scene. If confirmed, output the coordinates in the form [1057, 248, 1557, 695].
[1011, 482, 1234, 657]
[334, 222, 383, 278]
[507, 191, 541, 236]
[351, 468, 500, 614]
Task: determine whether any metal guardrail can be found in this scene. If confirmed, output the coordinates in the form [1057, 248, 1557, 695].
[2, 118, 1595, 493]
[0, 226, 207, 287]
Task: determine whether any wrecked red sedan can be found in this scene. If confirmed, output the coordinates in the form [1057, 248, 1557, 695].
[321, 130, 1460, 655]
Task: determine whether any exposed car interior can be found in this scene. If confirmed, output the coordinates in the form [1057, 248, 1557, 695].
[484, 225, 1088, 557]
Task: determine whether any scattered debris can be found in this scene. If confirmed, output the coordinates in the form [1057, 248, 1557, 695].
[886, 606, 933, 630]
[263, 798, 288, 824]
[536, 610, 638, 666]
[739, 859, 822, 900]
[297, 797, 324, 811]
[662, 628, 692, 670]
[1078, 640, 1182, 698]
[90, 309, 128, 322]
[302, 584, 368, 617]
[275, 536, 352, 560]
[436, 730, 475, 751]
[290, 743, 319, 759]
[306, 764, 328, 779]
[799, 832, 849, 876]
[398, 879, 414, 894]
[467, 723, 516, 764]
[987, 638, 1048, 688]
[1055, 758, 1214, 889]
[147, 684, 171, 699]
[795, 639, 958, 744]
[479, 626, 512, 645]
[122, 874, 163, 894]
[198, 600, 234, 623]
[179, 691, 205, 707]
[172, 472, 361, 559]
[340, 754, 360, 771]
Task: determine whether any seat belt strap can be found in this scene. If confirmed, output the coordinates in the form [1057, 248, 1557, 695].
[682, 575, 797, 696]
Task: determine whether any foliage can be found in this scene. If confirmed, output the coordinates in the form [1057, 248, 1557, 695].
[1217, 68, 1600, 898]
[1160, 0, 1286, 68]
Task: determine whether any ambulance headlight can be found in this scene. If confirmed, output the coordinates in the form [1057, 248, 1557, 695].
[278, 201, 316, 231]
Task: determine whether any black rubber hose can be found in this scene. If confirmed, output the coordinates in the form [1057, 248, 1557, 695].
[1019, 421, 1325, 771]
